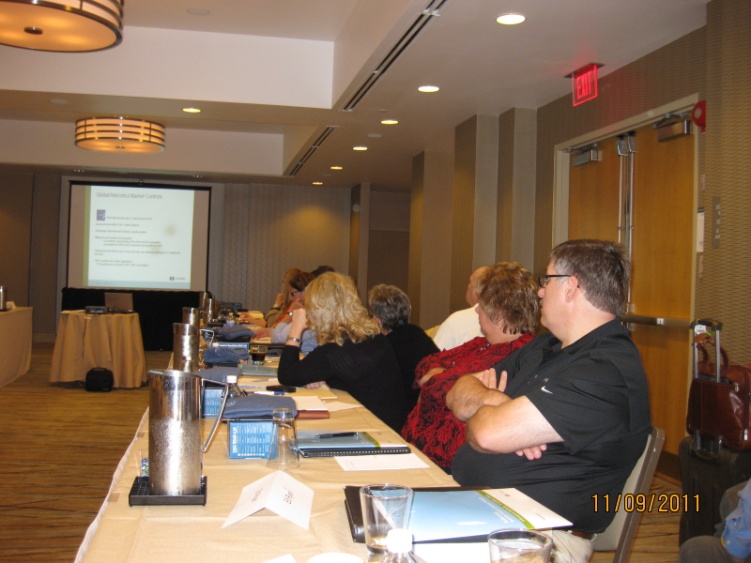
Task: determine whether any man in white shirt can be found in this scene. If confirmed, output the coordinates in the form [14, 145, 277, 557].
[432, 266, 489, 351]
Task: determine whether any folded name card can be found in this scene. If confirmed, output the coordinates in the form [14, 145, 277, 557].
[223, 470, 313, 530]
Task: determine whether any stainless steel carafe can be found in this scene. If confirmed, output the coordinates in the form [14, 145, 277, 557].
[147, 369, 226, 497]
[172, 322, 199, 372]
[182, 306, 202, 327]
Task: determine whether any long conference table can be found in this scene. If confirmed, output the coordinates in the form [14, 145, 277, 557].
[75, 390, 459, 562]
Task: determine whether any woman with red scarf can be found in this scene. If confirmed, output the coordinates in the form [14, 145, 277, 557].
[401, 262, 539, 472]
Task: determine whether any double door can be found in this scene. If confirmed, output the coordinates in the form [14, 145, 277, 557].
[567, 121, 695, 455]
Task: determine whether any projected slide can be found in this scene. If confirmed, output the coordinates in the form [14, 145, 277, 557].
[68, 183, 210, 291]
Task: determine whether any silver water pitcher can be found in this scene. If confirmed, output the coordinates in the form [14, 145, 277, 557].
[203, 297, 218, 325]
[172, 322, 199, 372]
[147, 369, 226, 497]
[148, 369, 204, 496]
[182, 306, 202, 327]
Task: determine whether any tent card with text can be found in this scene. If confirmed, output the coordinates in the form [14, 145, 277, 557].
[222, 471, 313, 530]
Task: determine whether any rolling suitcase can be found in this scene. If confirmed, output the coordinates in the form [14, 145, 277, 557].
[679, 435, 751, 543]
[680, 319, 751, 543]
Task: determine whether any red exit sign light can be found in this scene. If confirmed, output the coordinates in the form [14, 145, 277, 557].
[570, 63, 601, 106]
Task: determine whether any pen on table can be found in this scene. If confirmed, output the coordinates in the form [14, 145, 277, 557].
[314, 432, 357, 439]
[253, 390, 286, 396]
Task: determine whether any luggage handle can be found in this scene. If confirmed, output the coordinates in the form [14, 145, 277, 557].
[690, 431, 722, 462]
[692, 318, 723, 382]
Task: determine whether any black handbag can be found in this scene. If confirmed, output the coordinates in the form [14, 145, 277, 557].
[85, 367, 114, 392]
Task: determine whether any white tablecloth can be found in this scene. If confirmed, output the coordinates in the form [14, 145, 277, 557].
[50, 310, 146, 388]
[76, 392, 458, 562]
[0, 306, 32, 386]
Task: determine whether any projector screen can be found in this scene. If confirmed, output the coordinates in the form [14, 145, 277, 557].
[67, 182, 210, 291]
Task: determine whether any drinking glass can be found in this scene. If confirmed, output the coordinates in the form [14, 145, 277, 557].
[488, 530, 552, 562]
[359, 484, 413, 556]
[267, 408, 300, 470]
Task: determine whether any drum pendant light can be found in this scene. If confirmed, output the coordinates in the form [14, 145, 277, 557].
[75, 117, 166, 154]
[0, 0, 124, 52]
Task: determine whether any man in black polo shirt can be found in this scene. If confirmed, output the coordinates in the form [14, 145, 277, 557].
[447, 239, 651, 563]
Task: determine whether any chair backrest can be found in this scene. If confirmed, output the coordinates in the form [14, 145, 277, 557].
[592, 426, 665, 563]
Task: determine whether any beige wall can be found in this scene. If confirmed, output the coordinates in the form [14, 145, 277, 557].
[701, 0, 751, 360]
[0, 174, 33, 310]
[220, 182, 352, 311]
[408, 150, 454, 329]
[367, 190, 410, 292]
[497, 108, 537, 268]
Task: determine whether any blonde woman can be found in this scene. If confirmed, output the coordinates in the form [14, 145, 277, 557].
[277, 272, 409, 432]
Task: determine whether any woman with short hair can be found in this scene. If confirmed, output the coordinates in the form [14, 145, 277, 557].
[368, 284, 438, 410]
[401, 261, 539, 471]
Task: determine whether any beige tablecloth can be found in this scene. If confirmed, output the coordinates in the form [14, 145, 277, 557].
[0, 306, 32, 387]
[49, 310, 146, 388]
[76, 392, 458, 562]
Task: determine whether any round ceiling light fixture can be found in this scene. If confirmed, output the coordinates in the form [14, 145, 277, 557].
[75, 117, 166, 153]
[0, 0, 123, 52]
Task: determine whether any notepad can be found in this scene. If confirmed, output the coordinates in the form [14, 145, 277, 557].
[296, 430, 410, 458]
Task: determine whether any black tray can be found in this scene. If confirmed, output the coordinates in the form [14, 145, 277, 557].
[128, 476, 207, 506]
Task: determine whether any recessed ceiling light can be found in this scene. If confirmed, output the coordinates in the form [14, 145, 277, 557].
[183, 107, 201, 114]
[497, 13, 526, 25]
[330, 166, 343, 170]
[353, 146, 368, 151]
[418, 85, 440, 93]
[312, 181, 323, 186]
[381, 119, 398, 125]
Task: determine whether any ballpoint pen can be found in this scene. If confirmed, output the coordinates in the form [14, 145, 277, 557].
[253, 390, 286, 396]
[314, 432, 358, 439]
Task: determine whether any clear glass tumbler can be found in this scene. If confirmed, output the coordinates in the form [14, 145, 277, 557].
[267, 407, 300, 470]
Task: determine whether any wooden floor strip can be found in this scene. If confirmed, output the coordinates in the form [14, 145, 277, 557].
[0, 343, 681, 562]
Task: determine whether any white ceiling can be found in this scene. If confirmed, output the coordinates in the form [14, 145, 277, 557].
[0, 0, 709, 191]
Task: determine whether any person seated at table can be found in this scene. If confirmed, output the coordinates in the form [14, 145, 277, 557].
[265, 267, 303, 326]
[311, 264, 335, 277]
[236, 310, 266, 327]
[277, 272, 409, 432]
[400, 262, 538, 472]
[367, 284, 439, 411]
[446, 239, 652, 563]
[253, 271, 317, 355]
[680, 479, 751, 563]
[432, 266, 489, 351]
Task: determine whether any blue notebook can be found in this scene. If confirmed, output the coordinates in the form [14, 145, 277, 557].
[296, 430, 410, 457]
[344, 486, 572, 543]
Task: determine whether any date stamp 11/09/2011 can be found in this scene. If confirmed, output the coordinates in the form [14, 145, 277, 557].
[591, 493, 699, 514]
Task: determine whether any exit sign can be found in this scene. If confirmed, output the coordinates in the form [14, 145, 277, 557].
[570, 63, 601, 106]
